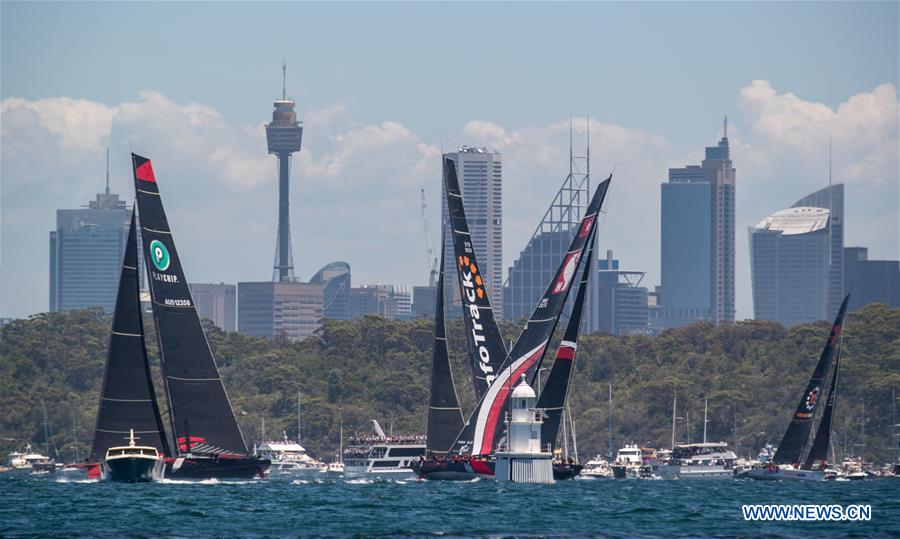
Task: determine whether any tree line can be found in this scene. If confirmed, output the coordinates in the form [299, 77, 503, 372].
[1, 303, 897, 464]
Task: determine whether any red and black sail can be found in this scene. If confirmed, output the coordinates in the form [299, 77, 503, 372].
[773, 294, 850, 465]
[802, 304, 846, 470]
[131, 153, 249, 456]
[536, 228, 596, 452]
[90, 210, 170, 461]
[443, 157, 508, 399]
[425, 243, 465, 454]
[448, 175, 611, 457]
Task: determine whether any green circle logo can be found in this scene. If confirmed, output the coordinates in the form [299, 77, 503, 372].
[149, 240, 170, 271]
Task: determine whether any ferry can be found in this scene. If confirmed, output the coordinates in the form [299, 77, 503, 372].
[343, 421, 425, 479]
[254, 433, 323, 474]
[656, 442, 737, 479]
[6, 444, 56, 472]
[611, 444, 658, 478]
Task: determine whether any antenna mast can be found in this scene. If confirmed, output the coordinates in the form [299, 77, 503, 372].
[282, 61, 287, 101]
[105, 148, 110, 195]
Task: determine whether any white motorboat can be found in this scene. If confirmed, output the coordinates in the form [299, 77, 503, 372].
[657, 442, 737, 479]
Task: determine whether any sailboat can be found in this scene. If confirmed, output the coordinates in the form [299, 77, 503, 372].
[416, 158, 611, 480]
[89, 209, 169, 482]
[443, 156, 509, 400]
[534, 229, 597, 480]
[132, 154, 269, 479]
[747, 294, 850, 481]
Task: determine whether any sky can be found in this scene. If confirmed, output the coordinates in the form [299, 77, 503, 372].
[2, 1, 898, 320]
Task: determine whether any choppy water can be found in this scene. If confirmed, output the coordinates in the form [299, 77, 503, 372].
[2, 471, 898, 538]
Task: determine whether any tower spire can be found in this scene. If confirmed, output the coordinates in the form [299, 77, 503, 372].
[105, 148, 110, 195]
[723, 114, 728, 139]
[282, 61, 287, 101]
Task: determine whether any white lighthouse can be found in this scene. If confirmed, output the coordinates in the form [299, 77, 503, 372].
[494, 375, 554, 484]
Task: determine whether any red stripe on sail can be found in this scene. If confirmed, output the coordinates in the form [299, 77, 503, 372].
[479, 344, 546, 455]
[136, 160, 156, 182]
[556, 346, 576, 360]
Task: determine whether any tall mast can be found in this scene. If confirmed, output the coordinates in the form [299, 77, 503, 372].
[703, 398, 709, 444]
[42, 402, 50, 458]
[671, 390, 677, 449]
[297, 391, 302, 444]
[568, 405, 579, 463]
[608, 383, 613, 461]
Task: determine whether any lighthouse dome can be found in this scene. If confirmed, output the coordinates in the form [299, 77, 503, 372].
[511, 374, 536, 399]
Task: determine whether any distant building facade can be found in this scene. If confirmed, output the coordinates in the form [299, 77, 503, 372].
[843, 247, 899, 312]
[309, 262, 351, 320]
[50, 190, 131, 313]
[659, 124, 735, 327]
[237, 281, 324, 340]
[594, 251, 650, 336]
[443, 147, 503, 318]
[189, 283, 236, 332]
[793, 184, 844, 319]
[749, 207, 831, 326]
[411, 285, 437, 318]
[349, 284, 411, 320]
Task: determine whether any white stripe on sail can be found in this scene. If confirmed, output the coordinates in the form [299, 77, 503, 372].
[559, 340, 577, 350]
[471, 340, 547, 453]
[111, 331, 141, 337]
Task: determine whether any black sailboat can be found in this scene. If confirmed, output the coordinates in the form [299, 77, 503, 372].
[803, 331, 842, 471]
[89, 210, 169, 481]
[536, 229, 596, 480]
[424, 243, 465, 455]
[132, 153, 268, 479]
[748, 294, 850, 481]
[446, 175, 610, 459]
[443, 157, 508, 399]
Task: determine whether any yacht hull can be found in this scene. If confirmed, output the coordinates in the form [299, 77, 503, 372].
[103, 456, 165, 483]
[552, 463, 583, 480]
[657, 465, 734, 480]
[165, 455, 269, 480]
[412, 458, 495, 481]
[746, 468, 824, 481]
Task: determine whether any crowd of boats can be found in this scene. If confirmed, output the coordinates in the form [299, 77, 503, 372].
[2, 153, 899, 484]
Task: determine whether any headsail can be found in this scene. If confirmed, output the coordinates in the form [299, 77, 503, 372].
[132, 153, 249, 455]
[90, 210, 170, 461]
[443, 157, 508, 399]
[448, 175, 611, 457]
[772, 294, 850, 465]
[536, 228, 596, 452]
[425, 243, 465, 454]
[803, 296, 847, 470]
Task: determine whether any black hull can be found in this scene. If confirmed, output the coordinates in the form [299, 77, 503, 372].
[612, 464, 628, 478]
[165, 455, 269, 480]
[553, 463, 583, 480]
[103, 457, 164, 483]
[412, 458, 495, 481]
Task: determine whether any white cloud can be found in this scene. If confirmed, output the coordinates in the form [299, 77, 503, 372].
[1, 81, 897, 322]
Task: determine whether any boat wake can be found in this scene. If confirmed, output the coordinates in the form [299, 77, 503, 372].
[54, 477, 99, 484]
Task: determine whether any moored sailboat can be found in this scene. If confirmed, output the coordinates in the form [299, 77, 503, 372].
[132, 154, 269, 479]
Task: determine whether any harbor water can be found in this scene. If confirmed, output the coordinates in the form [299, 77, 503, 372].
[2, 472, 898, 537]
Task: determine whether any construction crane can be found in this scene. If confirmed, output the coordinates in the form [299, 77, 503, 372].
[421, 188, 438, 287]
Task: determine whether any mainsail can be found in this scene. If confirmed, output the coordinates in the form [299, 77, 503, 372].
[448, 176, 611, 457]
[772, 294, 850, 465]
[425, 243, 465, 454]
[90, 210, 170, 461]
[803, 301, 846, 470]
[132, 153, 249, 455]
[536, 229, 596, 452]
[443, 157, 508, 399]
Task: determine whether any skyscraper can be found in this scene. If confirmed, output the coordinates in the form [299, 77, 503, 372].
[49, 164, 131, 313]
[659, 120, 735, 327]
[749, 207, 831, 326]
[504, 126, 591, 323]
[442, 147, 503, 317]
[792, 184, 843, 319]
[266, 63, 303, 282]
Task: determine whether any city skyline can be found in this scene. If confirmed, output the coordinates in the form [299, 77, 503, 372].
[2, 2, 898, 321]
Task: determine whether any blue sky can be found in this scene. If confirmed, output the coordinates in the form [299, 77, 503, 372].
[2, 1, 898, 320]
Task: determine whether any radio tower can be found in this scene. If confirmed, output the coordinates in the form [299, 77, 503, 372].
[266, 62, 303, 281]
